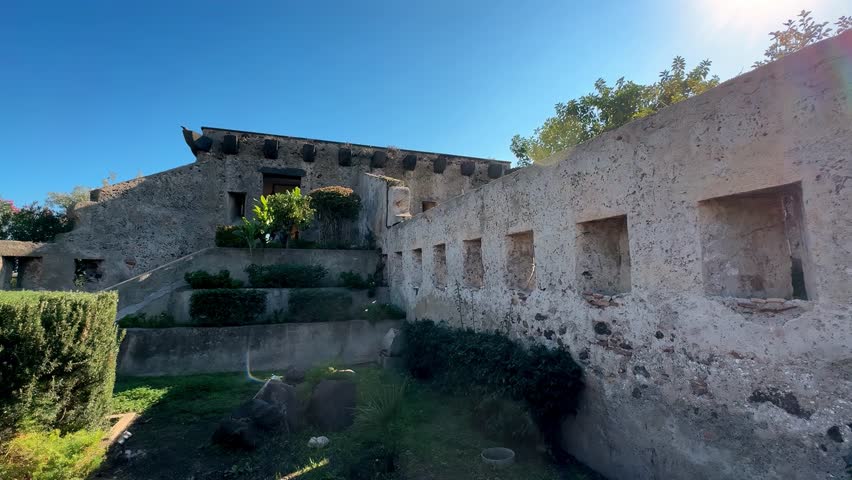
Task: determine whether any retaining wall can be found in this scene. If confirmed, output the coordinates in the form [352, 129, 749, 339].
[117, 319, 400, 376]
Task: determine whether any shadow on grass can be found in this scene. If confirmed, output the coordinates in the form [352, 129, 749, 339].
[91, 369, 604, 480]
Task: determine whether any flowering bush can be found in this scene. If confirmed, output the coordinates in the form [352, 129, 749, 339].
[0, 202, 72, 242]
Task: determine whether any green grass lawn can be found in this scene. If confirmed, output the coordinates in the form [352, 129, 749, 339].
[96, 366, 600, 480]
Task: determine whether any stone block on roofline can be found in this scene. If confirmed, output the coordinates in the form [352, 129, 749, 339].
[263, 139, 279, 159]
[402, 154, 417, 171]
[371, 150, 387, 168]
[222, 135, 239, 155]
[338, 147, 352, 166]
[460, 161, 475, 176]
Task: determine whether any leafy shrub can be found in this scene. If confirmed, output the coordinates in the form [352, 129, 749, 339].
[401, 319, 583, 450]
[309, 186, 362, 220]
[0, 291, 120, 438]
[189, 289, 267, 326]
[184, 270, 243, 289]
[309, 186, 362, 247]
[116, 312, 176, 328]
[245, 264, 327, 288]
[0, 203, 73, 242]
[214, 225, 245, 248]
[0, 429, 106, 480]
[288, 289, 353, 322]
[359, 303, 406, 321]
[265, 189, 315, 246]
[340, 271, 381, 297]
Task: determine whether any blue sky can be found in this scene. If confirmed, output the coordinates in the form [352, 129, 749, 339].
[1, 0, 846, 205]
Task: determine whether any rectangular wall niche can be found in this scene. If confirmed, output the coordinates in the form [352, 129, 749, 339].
[699, 183, 810, 300]
[228, 192, 246, 222]
[411, 249, 423, 287]
[463, 238, 484, 288]
[433, 244, 447, 288]
[506, 231, 535, 291]
[1, 256, 42, 290]
[576, 215, 631, 295]
[74, 259, 104, 286]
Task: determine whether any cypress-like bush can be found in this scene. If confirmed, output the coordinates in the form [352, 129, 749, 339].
[188, 289, 267, 326]
[400, 319, 583, 450]
[245, 264, 327, 288]
[0, 291, 121, 439]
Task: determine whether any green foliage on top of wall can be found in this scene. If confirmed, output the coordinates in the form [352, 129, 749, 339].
[309, 186, 362, 220]
[245, 264, 327, 288]
[401, 319, 583, 451]
[188, 289, 267, 326]
[0, 291, 121, 439]
[184, 270, 243, 289]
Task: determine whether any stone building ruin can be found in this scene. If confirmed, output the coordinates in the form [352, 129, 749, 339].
[1, 29, 851, 480]
[0, 127, 508, 291]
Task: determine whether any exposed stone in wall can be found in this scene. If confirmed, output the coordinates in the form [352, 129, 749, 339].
[385, 32, 852, 480]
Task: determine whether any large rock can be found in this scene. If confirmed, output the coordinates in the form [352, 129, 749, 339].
[231, 398, 286, 431]
[381, 328, 405, 357]
[255, 379, 302, 431]
[212, 379, 301, 450]
[212, 417, 259, 450]
[308, 379, 357, 432]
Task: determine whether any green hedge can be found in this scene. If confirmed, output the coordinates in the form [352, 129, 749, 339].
[0, 291, 121, 439]
[184, 270, 243, 289]
[214, 225, 245, 248]
[246, 264, 327, 288]
[288, 289, 353, 322]
[401, 320, 583, 449]
[189, 289, 267, 326]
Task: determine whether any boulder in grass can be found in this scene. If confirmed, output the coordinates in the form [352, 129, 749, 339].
[212, 379, 302, 450]
[254, 379, 302, 431]
[212, 417, 259, 450]
[308, 379, 357, 432]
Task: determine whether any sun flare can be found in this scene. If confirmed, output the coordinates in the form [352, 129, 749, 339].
[694, 0, 829, 38]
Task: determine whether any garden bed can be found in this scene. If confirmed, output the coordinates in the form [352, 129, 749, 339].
[95, 367, 602, 480]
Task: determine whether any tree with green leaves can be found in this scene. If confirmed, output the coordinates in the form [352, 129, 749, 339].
[45, 186, 90, 213]
[511, 57, 718, 165]
[754, 11, 851, 68]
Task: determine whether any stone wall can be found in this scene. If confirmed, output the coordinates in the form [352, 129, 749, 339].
[382, 33, 852, 480]
[0, 127, 506, 291]
[117, 319, 401, 376]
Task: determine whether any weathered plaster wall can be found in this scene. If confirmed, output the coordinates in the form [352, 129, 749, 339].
[383, 33, 852, 480]
[117, 319, 401, 376]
